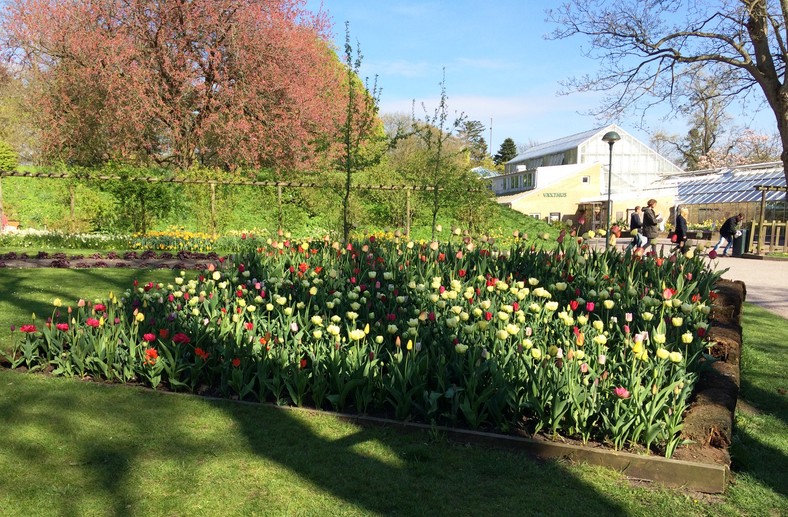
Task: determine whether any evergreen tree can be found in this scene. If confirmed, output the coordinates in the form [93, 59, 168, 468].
[493, 138, 518, 166]
[458, 120, 489, 166]
[0, 140, 18, 171]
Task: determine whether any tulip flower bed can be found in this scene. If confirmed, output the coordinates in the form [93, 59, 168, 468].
[3, 235, 722, 457]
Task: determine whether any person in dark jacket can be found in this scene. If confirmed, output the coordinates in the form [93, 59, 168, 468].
[711, 213, 743, 257]
[629, 206, 642, 232]
[641, 199, 662, 251]
[673, 207, 689, 254]
[625, 206, 645, 250]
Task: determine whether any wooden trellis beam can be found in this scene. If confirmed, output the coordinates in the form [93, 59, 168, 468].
[0, 170, 489, 191]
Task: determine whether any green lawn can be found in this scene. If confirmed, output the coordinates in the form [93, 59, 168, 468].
[0, 269, 786, 516]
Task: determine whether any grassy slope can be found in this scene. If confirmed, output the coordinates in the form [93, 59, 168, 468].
[1, 175, 554, 239]
[0, 270, 785, 516]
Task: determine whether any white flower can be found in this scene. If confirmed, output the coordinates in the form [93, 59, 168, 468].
[349, 329, 366, 341]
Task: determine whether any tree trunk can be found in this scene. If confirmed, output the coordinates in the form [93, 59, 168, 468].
[775, 94, 788, 194]
[0, 176, 4, 229]
[277, 185, 283, 232]
[343, 172, 351, 244]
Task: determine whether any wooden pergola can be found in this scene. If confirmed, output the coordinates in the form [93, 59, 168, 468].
[753, 184, 788, 254]
[0, 170, 482, 237]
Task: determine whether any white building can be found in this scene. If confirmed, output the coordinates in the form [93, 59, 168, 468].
[491, 125, 681, 229]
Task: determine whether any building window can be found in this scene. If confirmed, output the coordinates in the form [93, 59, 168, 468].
[549, 212, 561, 222]
[529, 213, 541, 219]
[582, 176, 590, 183]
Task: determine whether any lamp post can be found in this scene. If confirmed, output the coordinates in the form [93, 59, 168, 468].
[602, 130, 621, 251]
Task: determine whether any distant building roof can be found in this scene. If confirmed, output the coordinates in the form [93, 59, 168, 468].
[509, 127, 608, 164]
[472, 166, 499, 179]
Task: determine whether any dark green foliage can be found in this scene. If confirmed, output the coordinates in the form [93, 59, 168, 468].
[458, 120, 489, 166]
[2, 163, 546, 238]
[0, 140, 18, 171]
[494, 137, 518, 166]
[95, 164, 176, 234]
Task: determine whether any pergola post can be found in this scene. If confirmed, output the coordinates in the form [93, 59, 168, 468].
[757, 189, 767, 255]
[277, 184, 283, 231]
[210, 182, 217, 239]
[0, 175, 4, 230]
[406, 190, 411, 237]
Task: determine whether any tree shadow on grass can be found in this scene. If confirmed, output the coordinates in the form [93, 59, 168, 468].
[0, 268, 173, 351]
[217, 401, 633, 516]
[730, 381, 788, 500]
[0, 375, 220, 517]
[0, 380, 136, 517]
[0, 268, 172, 318]
[0, 370, 633, 516]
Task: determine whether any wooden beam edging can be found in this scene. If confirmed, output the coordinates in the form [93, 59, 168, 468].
[50, 363, 728, 494]
[159, 387, 727, 494]
[218, 401, 728, 494]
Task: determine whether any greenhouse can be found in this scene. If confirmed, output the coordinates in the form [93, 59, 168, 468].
[670, 162, 788, 227]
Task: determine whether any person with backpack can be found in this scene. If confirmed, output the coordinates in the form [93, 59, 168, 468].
[711, 213, 744, 257]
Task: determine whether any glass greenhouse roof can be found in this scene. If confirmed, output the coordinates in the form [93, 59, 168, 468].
[674, 164, 787, 205]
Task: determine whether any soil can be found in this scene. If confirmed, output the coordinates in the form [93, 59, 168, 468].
[671, 279, 743, 467]
[0, 250, 222, 270]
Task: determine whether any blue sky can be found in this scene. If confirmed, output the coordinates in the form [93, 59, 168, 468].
[305, 0, 775, 154]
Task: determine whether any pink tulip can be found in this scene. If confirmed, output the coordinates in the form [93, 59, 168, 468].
[613, 386, 631, 399]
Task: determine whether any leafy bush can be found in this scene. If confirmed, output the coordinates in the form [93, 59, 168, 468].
[0, 140, 18, 171]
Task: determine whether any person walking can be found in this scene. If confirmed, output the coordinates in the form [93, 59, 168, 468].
[626, 206, 645, 250]
[711, 213, 744, 257]
[629, 206, 642, 232]
[641, 199, 662, 252]
[673, 207, 689, 254]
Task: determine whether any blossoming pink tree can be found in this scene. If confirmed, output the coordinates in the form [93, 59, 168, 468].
[2, 0, 348, 171]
